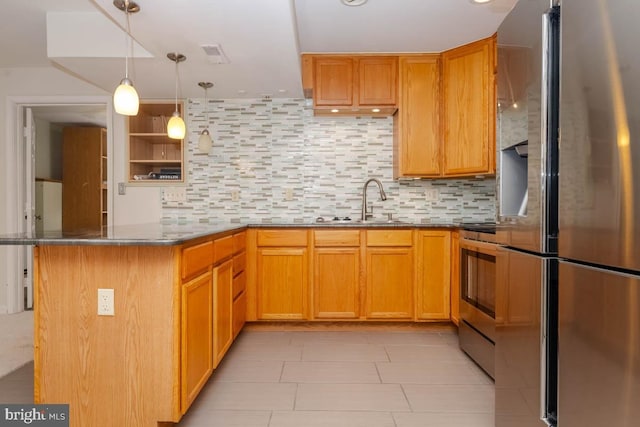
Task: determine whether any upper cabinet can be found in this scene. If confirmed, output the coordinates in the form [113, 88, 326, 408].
[303, 55, 398, 116]
[442, 35, 496, 176]
[127, 101, 185, 184]
[393, 36, 496, 178]
[393, 55, 442, 178]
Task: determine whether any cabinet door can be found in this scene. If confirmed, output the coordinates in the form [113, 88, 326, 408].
[358, 57, 398, 106]
[416, 231, 451, 320]
[314, 57, 354, 107]
[181, 271, 213, 412]
[394, 56, 441, 177]
[442, 36, 496, 176]
[365, 247, 413, 319]
[313, 248, 360, 319]
[257, 248, 308, 319]
[213, 260, 233, 368]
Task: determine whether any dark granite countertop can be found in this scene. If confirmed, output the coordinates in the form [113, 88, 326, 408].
[0, 221, 459, 246]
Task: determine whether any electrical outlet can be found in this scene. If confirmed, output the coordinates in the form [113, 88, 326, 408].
[163, 187, 187, 202]
[97, 288, 114, 316]
[425, 188, 440, 202]
[231, 191, 240, 202]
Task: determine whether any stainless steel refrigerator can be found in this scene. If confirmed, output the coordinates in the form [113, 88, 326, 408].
[496, 0, 560, 426]
[558, 0, 640, 426]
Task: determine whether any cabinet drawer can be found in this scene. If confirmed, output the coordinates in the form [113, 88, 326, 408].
[314, 230, 361, 247]
[213, 236, 233, 264]
[232, 271, 246, 300]
[366, 230, 413, 247]
[257, 229, 308, 247]
[233, 253, 246, 276]
[233, 232, 246, 254]
[182, 241, 213, 279]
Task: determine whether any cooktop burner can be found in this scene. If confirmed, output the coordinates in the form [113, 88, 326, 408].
[315, 216, 353, 223]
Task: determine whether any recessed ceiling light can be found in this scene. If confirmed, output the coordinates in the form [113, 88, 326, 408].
[341, 0, 368, 6]
[469, 0, 493, 4]
[331, 109, 340, 113]
[371, 108, 381, 113]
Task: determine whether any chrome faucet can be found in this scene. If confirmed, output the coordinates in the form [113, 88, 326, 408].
[361, 178, 387, 221]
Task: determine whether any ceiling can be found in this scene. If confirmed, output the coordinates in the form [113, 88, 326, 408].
[1, 0, 518, 100]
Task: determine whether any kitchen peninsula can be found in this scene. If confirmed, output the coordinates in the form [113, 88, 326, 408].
[1, 221, 459, 427]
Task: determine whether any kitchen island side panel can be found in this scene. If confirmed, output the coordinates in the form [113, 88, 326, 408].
[34, 245, 181, 427]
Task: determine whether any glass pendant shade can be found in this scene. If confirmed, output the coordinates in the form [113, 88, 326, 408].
[167, 111, 186, 139]
[113, 78, 139, 116]
[198, 130, 213, 153]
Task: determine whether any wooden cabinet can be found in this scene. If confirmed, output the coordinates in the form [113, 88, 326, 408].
[255, 229, 309, 319]
[393, 55, 442, 178]
[181, 271, 213, 412]
[313, 230, 361, 319]
[62, 127, 107, 231]
[127, 101, 184, 183]
[365, 230, 414, 319]
[450, 230, 460, 325]
[232, 231, 247, 338]
[415, 230, 451, 320]
[442, 35, 496, 176]
[213, 260, 233, 368]
[305, 55, 398, 115]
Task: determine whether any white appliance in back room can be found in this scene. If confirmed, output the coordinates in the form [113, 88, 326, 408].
[557, 0, 640, 426]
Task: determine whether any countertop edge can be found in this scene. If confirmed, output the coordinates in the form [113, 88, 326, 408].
[0, 223, 460, 246]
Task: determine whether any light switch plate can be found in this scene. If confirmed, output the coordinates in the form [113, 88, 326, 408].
[163, 187, 187, 202]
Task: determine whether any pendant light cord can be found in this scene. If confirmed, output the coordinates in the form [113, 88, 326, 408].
[204, 87, 209, 127]
[124, 1, 131, 79]
[174, 56, 179, 112]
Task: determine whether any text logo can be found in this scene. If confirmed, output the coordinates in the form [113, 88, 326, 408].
[0, 405, 68, 426]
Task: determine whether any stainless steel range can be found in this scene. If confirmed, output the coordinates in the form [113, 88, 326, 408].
[458, 224, 497, 379]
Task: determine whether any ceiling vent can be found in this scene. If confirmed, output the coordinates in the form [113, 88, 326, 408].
[201, 44, 229, 64]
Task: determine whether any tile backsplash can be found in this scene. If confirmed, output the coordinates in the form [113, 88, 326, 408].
[161, 98, 496, 224]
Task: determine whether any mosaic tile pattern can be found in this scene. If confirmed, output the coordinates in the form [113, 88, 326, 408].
[162, 98, 496, 224]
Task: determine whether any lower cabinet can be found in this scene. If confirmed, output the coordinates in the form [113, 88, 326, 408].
[450, 230, 460, 325]
[213, 259, 233, 368]
[365, 230, 414, 319]
[246, 228, 455, 323]
[181, 270, 213, 412]
[313, 247, 360, 319]
[416, 230, 452, 320]
[256, 247, 308, 319]
[365, 247, 414, 319]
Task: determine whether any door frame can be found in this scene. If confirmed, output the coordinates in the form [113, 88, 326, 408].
[3, 95, 113, 314]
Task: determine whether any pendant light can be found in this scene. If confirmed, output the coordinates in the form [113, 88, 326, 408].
[197, 82, 214, 154]
[167, 52, 186, 139]
[113, 0, 140, 116]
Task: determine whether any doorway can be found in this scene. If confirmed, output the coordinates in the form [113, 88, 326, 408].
[3, 96, 112, 314]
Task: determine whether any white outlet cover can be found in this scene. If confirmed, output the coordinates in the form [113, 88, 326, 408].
[97, 288, 114, 316]
[425, 188, 439, 202]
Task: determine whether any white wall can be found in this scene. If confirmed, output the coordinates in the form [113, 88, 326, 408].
[0, 66, 162, 313]
[34, 118, 63, 180]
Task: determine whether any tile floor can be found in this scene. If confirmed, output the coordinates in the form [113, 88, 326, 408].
[0, 323, 495, 427]
[178, 324, 494, 427]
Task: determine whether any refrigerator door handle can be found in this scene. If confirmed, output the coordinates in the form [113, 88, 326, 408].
[540, 260, 549, 424]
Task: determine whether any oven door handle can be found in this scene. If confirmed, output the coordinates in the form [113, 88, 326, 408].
[459, 238, 498, 255]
